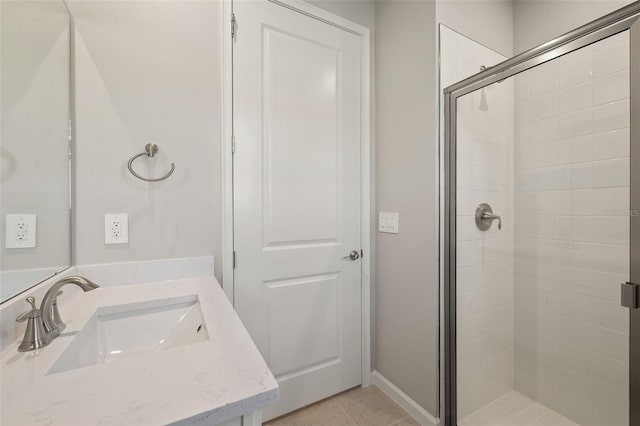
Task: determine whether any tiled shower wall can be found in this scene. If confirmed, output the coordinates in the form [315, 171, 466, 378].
[444, 26, 631, 425]
[512, 32, 630, 425]
[440, 26, 515, 419]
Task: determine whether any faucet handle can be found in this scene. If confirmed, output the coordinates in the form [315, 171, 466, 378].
[16, 297, 40, 322]
[16, 297, 50, 352]
[26, 296, 37, 310]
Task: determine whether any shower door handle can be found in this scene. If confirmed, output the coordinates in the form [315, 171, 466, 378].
[621, 282, 639, 309]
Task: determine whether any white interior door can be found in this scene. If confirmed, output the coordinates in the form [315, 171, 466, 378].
[232, 0, 362, 420]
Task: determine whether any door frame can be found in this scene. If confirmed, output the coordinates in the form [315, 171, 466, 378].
[220, 0, 373, 388]
[443, 2, 640, 425]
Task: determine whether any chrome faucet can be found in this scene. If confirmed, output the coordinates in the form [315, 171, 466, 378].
[16, 276, 100, 352]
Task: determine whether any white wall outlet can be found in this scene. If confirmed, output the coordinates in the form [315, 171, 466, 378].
[5, 214, 37, 248]
[378, 212, 399, 234]
[104, 213, 129, 244]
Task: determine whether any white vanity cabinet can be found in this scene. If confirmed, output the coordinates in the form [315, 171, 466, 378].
[218, 417, 243, 426]
[214, 410, 261, 426]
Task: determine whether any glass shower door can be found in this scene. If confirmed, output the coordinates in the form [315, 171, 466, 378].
[444, 13, 640, 426]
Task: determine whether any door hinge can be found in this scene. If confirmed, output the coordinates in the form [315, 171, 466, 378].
[233, 251, 236, 269]
[232, 135, 236, 155]
[231, 13, 237, 39]
[621, 282, 639, 309]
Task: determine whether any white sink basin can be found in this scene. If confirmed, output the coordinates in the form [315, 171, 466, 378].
[47, 295, 208, 375]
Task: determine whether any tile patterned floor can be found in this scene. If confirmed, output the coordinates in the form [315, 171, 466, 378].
[458, 391, 580, 426]
[264, 385, 420, 426]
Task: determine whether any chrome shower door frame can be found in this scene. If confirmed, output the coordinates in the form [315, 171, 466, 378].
[443, 2, 640, 425]
[629, 9, 640, 425]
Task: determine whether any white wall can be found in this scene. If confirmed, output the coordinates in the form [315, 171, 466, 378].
[514, 0, 634, 53]
[375, 0, 439, 415]
[512, 32, 630, 425]
[67, 1, 223, 279]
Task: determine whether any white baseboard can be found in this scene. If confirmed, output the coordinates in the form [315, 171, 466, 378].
[371, 371, 440, 426]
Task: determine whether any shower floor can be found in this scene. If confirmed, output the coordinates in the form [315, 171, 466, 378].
[459, 391, 580, 426]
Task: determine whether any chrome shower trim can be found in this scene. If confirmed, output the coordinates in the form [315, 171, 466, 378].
[629, 7, 640, 423]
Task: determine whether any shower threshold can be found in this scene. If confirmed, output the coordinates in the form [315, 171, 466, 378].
[458, 391, 579, 426]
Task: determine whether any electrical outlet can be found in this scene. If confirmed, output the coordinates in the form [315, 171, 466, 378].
[5, 214, 37, 248]
[104, 213, 128, 244]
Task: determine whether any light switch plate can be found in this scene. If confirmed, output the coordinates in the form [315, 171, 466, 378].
[379, 212, 399, 234]
[5, 214, 37, 248]
[105, 213, 129, 244]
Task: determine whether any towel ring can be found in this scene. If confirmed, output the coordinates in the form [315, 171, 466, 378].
[127, 143, 175, 182]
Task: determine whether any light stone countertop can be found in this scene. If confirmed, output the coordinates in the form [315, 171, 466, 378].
[0, 276, 279, 426]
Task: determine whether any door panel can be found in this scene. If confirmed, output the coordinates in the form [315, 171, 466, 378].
[266, 273, 339, 377]
[233, 0, 362, 420]
[263, 28, 340, 246]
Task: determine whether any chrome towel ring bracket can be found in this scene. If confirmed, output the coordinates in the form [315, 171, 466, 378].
[127, 143, 175, 182]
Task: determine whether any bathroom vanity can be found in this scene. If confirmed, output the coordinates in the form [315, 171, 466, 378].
[0, 0, 282, 423]
[0, 275, 279, 425]
[0, 1, 282, 424]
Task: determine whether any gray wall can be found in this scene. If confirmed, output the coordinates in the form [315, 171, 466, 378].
[514, 0, 634, 53]
[375, 0, 439, 415]
[66, 0, 375, 284]
[373, 0, 515, 417]
[308, 0, 375, 29]
[68, 1, 223, 278]
[436, 0, 514, 56]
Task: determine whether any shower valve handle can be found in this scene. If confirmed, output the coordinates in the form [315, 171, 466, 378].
[475, 203, 502, 231]
[481, 211, 502, 230]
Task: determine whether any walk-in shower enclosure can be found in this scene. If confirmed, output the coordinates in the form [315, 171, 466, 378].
[443, 3, 640, 425]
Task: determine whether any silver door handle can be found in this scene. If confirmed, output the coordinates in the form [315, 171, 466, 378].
[343, 250, 360, 261]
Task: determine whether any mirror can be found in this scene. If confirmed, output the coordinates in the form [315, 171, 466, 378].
[0, 1, 72, 302]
